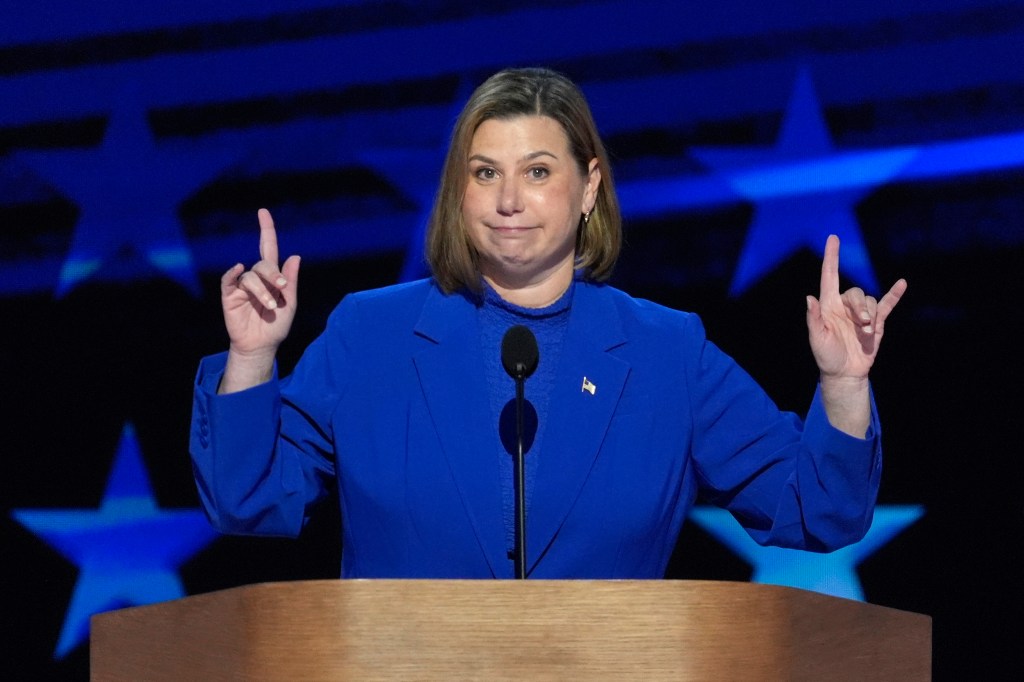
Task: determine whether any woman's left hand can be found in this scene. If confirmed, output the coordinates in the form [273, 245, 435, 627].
[806, 235, 907, 382]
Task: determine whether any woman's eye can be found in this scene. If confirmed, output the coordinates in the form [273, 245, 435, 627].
[474, 167, 497, 180]
[529, 167, 549, 179]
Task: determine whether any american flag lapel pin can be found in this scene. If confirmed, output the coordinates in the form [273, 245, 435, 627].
[581, 377, 596, 395]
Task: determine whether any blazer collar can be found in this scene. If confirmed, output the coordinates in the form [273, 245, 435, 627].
[412, 281, 630, 576]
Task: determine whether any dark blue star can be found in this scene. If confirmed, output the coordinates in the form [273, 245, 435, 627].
[691, 68, 912, 296]
[689, 505, 924, 601]
[10, 424, 219, 658]
[19, 94, 238, 297]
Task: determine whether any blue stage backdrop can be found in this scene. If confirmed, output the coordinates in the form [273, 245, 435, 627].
[2, 1, 1022, 679]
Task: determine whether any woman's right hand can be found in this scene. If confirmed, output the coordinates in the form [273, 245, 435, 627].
[218, 208, 300, 393]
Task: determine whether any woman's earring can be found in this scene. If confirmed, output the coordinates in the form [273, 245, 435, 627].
[583, 210, 592, 224]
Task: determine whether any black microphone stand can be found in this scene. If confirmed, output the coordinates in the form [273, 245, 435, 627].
[501, 325, 538, 580]
[512, 365, 527, 580]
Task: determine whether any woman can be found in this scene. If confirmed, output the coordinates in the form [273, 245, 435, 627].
[191, 68, 906, 579]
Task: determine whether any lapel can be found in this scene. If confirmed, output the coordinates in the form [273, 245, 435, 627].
[412, 285, 507, 577]
[526, 282, 630, 574]
[410, 281, 631, 578]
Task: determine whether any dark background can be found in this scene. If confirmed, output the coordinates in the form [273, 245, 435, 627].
[2, 1, 1022, 679]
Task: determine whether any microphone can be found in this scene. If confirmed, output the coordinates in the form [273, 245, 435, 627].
[501, 325, 539, 380]
[501, 325, 538, 579]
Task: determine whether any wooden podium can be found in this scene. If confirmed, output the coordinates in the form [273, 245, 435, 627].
[91, 580, 930, 680]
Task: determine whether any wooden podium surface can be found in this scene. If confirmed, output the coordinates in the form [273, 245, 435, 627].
[91, 579, 930, 681]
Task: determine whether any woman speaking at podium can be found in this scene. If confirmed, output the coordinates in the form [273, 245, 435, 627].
[189, 68, 906, 579]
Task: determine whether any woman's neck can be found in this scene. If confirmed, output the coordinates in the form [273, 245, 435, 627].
[481, 265, 573, 309]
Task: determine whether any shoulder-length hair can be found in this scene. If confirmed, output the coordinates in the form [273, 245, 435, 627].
[426, 67, 622, 294]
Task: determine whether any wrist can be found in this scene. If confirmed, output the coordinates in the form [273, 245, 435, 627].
[819, 375, 871, 438]
[819, 374, 869, 394]
[220, 348, 276, 394]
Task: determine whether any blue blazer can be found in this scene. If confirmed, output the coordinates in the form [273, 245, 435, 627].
[191, 279, 880, 579]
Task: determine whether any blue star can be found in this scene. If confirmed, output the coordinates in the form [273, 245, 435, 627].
[690, 68, 914, 296]
[19, 94, 237, 297]
[10, 424, 219, 659]
[688, 505, 925, 601]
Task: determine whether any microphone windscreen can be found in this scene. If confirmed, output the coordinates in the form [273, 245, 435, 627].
[501, 325, 539, 379]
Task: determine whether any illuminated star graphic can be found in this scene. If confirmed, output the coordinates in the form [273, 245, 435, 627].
[20, 96, 237, 297]
[688, 505, 925, 601]
[691, 68, 915, 296]
[10, 424, 219, 658]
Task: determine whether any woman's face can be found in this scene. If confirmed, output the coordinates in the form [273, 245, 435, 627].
[462, 115, 600, 292]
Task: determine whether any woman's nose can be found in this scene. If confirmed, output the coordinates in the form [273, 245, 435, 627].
[497, 178, 524, 215]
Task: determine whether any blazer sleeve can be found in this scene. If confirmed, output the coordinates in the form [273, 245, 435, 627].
[189, 297, 361, 537]
[683, 313, 882, 552]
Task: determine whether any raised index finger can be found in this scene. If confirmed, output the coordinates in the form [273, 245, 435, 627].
[819, 234, 840, 301]
[257, 208, 279, 266]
